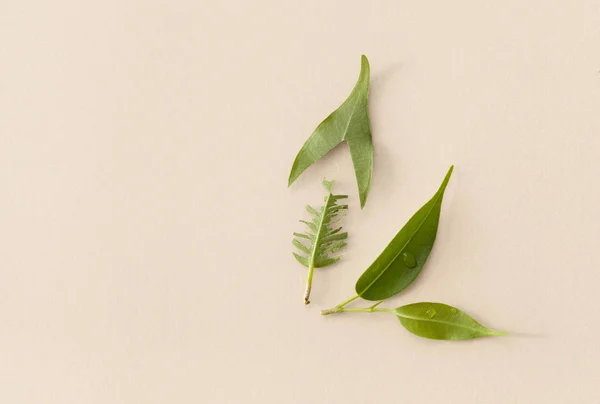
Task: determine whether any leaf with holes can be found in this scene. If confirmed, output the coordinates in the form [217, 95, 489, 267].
[293, 179, 348, 304]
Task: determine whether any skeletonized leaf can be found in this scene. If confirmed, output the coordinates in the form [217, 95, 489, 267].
[288, 55, 373, 208]
[355, 166, 454, 301]
[293, 179, 348, 268]
[395, 302, 506, 340]
[293, 179, 349, 304]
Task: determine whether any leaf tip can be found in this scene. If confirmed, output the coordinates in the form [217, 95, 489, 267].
[359, 192, 369, 209]
[322, 177, 335, 193]
[437, 165, 455, 195]
[360, 54, 370, 76]
[288, 172, 296, 187]
[489, 330, 508, 337]
[446, 165, 454, 178]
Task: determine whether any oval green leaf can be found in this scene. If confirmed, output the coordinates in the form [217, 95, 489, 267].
[288, 55, 373, 209]
[395, 302, 506, 340]
[354, 166, 453, 300]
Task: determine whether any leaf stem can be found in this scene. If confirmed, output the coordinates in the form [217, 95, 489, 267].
[338, 294, 360, 308]
[369, 300, 384, 309]
[319, 294, 360, 314]
[321, 306, 395, 316]
[304, 263, 315, 305]
[342, 307, 396, 314]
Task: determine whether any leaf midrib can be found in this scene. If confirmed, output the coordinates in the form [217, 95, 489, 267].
[357, 190, 443, 296]
[396, 312, 485, 333]
[340, 89, 364, 142]
[308, 193, 335, 268]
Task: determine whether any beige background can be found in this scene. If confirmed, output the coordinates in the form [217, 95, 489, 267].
[1, 1, 600, 403]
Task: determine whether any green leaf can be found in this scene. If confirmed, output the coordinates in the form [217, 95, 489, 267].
[293, 179, 349, 304]
[355, 166, 454, 301]
[288, 55, 373, 209]
[395, 302, 507, 340]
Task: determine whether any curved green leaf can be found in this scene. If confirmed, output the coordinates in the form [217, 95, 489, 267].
[288, 55, 373, 208]
[395, 302, 506, 340]
[355, 166, 454, 300]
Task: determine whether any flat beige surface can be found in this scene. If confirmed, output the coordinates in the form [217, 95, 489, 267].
[1, 1, 600, 403]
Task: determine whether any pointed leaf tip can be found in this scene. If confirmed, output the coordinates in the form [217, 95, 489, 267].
[322, 178, 335, 193]
[359, 191, 368, 209]
[355, 166, 454, 300]
[288, 56, 373, 207]
[438, 165, 454, 194]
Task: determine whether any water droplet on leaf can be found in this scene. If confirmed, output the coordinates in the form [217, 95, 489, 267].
[426, 309, 437, 319]
[450, 308, 458, 314]
[402, 252, 417, 268]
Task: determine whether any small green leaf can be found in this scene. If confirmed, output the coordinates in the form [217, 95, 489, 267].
[395, 302, 507, 340]
[288, 55, 373, 209]
[293, 179, 349, 304]
[355, 166, 454, 301]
